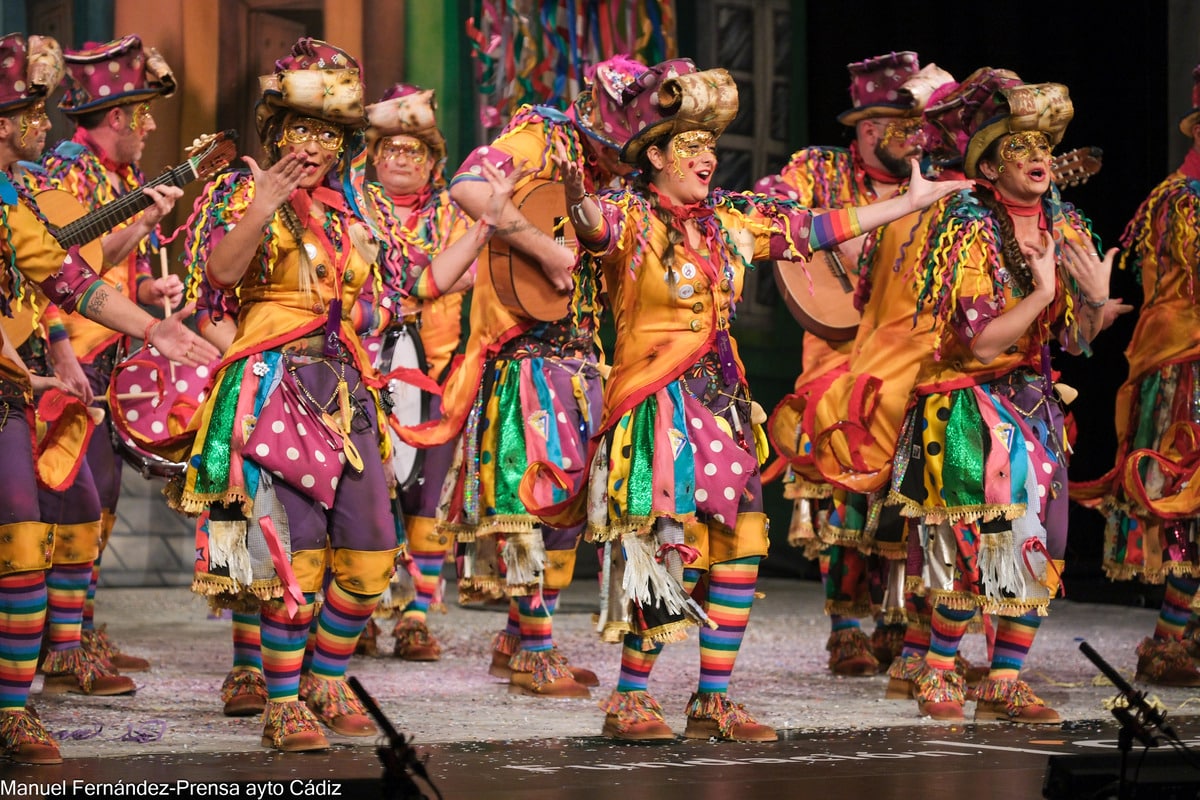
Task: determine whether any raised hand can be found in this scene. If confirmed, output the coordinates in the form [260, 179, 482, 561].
[551, 139, 587, 203]
[1062, 238, 1116, 308]
[1021, 230, 1059, 298]
[243, 152, 309, 215]
[479, 160, 519, 226]
[905, 158, 972, 210]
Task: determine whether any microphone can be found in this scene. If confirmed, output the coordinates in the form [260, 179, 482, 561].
[1078, 640, 1173, 735]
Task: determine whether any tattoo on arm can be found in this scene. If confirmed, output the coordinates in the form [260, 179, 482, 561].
[85, 286, 108, 317]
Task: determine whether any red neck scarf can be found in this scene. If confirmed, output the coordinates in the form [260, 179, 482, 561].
[388, 185, 431, 226]
[289, 185, 349, 223]
[72, 127, 130, 179]
[861, 162, 905, 186]
[650, 185, 713, 221]
[1182, 148, 1200, 181]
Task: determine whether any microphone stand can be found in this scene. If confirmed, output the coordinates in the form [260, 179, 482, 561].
[347, 676, 443, 800]
[1078, 641, 1174, 799]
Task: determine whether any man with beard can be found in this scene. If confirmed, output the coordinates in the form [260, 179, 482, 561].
[36, 35, 183, 673]
[755, 52, 927, 677]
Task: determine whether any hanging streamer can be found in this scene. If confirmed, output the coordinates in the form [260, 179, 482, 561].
[465, 0, 678, 138]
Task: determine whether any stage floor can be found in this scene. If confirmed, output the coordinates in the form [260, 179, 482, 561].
[2, 578, 1199, 798]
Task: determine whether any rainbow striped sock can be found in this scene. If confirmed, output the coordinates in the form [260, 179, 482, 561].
[260, 597, 315, 702]
[81, 557, 99, 632]
[0, 572, 47, 711]
[45, 562, 91, 652]
[517, 592, 555, 653]
[615, 634, 661, 692]
[1154, 575, 1199, 641]
[308, 583, 380, 680]
[988, 610, 1042, 681]
[697, 557, 760, 695]
[925, 605, 974, 671]
[231, 610, 263, 672]
[401, 549, 445, 621]
[900, 592, 932, 659]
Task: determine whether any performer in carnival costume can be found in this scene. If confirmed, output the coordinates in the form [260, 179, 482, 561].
[359, 83, 478, 661]
[544, 60, 969, 741]
[877, 70, 1112, 723]
[0, 31, 215, 765]
[407, 55, 654, 698]
[38, 34, 183, 673]
[759, 52, 940, 677]
[0, 35, 138, 699]
[1072, 62, 1200, 687]
[175, 38, 508, 752]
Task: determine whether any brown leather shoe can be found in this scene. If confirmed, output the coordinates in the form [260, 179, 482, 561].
[221, 668, 268, 717]
[303, 676, 377, 737]
[499, 645, 598, 687]
[507, 649, 591, 698]
[683, 692, 777, 742]
[261, 700, 329, 752]
[826, 628, 881, 676]
[973, 676, 1061, 724]
[1135, 637, 1200, 687]
[81, 627, 149, 672]
[489, 631, 520, 679]
[600, 691, 676, 741]
[392, 619, 442, 662]
[40, 647, 136, 696]
[0, 710, 62, 765]
[913, 662, 965, 721]
[870, 624, 906, 667]
[885, 654, 923, 699]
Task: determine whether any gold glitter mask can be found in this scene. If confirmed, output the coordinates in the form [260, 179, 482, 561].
[19, 101, 48, 144]
[129, 103, 153, 132]
[881, 117, 923, 148]
[376, 138, 428, 164]
[281, 117, 344, 152]
[1000, 131, 1052, 163]
[671, 130, 716, 160]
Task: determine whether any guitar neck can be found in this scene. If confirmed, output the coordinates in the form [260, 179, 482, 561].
[53, 162, 195, 248]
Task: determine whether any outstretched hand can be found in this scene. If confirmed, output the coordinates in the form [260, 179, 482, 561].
[905, 158, 972, 211]
[150, 302, 222, 366]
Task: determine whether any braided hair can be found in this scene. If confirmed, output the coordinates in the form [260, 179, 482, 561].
[633, 132, 684, 277]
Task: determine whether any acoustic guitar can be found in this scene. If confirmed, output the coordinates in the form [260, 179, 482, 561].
[773, 145, 1106, 342]
[485, 179, 572, 322]
[0, 132, 238, 351]
[39, 130, 238, 250]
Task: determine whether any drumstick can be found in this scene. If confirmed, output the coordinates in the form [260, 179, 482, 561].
[99, 391, 162, 403]
[159, 248, 176, 382]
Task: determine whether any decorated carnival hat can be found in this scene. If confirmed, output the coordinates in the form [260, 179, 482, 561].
[837, 51, 922, 126]
[365, 84, 446, 167]
[955, 69, 1072, 179]
[923, 68, 1022, 168]
[569, 54, 653, 151]
[58, 34, 174, 116]
[1179, 63, 1200, 135]
[255, 37, 366, 142]
[619, 60, 738, 165]
[0, 33, 64, 113]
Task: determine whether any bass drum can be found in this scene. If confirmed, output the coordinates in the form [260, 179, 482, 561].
[379, 322, 429, 489]
[109, 345, 217, 479]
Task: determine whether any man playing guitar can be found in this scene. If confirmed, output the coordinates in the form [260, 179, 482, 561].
[35, 34, 182, 676]
[755, 52, 930, 679]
